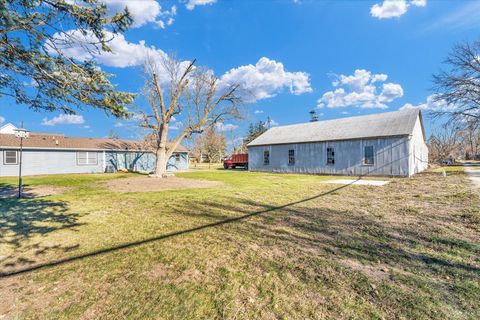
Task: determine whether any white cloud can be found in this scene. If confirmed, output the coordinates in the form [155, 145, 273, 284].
[219, 57, 312, 103]
[42, 114, 85, 126]
[317, 69, 403, 109]
[186, 0, 217, 10]
[411, 0, 426, 7]
[114, 122, 124, 127]
[53, 34, 311, 103]
[370, 0, 426, 19]
[0, 116, 4, 124]
[379, 83, 404, 102]
[82, 125, 90, 129]
[215, 122, 238, 131]
[400, 94, 455, 112]
[254, 110, 264, 114]
[371, 0, 407, 19]
[87, 0, 177, 28]
[50, 30, 169, 68]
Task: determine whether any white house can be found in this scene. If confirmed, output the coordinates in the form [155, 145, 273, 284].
[247, 109, 428, 177]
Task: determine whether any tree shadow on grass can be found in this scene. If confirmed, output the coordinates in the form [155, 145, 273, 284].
[0, 185, 83, 271]
[251, 199, 479, 274]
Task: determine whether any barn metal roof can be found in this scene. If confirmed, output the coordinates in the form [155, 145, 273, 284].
[248, 109, 422, 147]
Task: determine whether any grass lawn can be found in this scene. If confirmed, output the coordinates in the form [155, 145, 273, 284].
[0, 169, 479, 319]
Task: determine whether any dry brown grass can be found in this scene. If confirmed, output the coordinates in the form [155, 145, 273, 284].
[102, 176, 223, 193]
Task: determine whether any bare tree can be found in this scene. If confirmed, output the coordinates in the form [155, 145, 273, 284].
[139, 55, 242, 177]
[432, 40, 480, 126]
[107, 129, 120, 140]
[192, 127, 227, 164]
[428, 123, 462, 162]
[460, 121, 480, 160]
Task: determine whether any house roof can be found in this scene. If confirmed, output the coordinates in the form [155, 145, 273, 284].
[248, 109, 423, 147]
[0, 133, 189, 153]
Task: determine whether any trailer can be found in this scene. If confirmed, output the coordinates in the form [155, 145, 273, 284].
[223, 153, 248, 169]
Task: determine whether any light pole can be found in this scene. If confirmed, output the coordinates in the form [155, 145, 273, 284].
[13, 124, 29, 198]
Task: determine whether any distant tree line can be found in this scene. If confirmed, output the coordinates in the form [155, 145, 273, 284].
[428, 121, 480, 162]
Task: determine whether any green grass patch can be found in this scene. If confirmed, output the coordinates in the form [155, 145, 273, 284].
[0, 169, 479, 319]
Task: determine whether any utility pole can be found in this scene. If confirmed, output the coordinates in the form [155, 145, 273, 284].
[14, 122, 29, 198]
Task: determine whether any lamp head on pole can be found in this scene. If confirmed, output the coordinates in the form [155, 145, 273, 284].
[14, 127, 30, 139]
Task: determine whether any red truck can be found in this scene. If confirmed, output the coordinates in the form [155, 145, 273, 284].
[223, 153, 248, 169]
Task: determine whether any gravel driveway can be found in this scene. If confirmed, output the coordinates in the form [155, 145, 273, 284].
[464, 163, 480, 191]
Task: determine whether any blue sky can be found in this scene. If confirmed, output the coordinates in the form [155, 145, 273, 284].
[1, 0, 479, 144]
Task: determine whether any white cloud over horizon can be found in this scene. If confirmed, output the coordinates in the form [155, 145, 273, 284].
[400, 94, 455, 112]
[370, 0, 426, 19]
[219, 57, 312, 103]
[42, 114, 85, 126]
[186, 0, 217, 10]
[317, 69, 404, 109]
[254, 110, 264, 114]
[0, 116, 5, 125]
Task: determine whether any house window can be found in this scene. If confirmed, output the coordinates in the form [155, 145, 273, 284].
[263, 150, 270, 165]
[327, 147, 335, 165]
[364, 146, 374, 165]
[77, 151, 98, 165]
[288, 149, 295, 165]
[4, 150, 18, 165]
[175, 153, 181, 162]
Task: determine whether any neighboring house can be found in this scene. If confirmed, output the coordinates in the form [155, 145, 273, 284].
[0, 124, 188, 177]
[247, 109, 428, 177]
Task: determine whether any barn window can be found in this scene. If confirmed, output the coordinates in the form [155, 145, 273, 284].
[263, 150, 270, 165]
[288, 149, 295, 165]
[327, 147, 335, 165]
[364, 146, 374, 165]
[175, 153, 181, 162]
[77, 151, 98, 165]
[4, 150, 18, 165]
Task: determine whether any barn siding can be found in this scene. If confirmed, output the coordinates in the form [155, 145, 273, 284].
[248, 136, 411, 176]
[0, 149, 188, 177]
[408, 116, 429, 176]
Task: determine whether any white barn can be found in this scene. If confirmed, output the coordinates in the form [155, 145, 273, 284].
[247, 109, 428, 177]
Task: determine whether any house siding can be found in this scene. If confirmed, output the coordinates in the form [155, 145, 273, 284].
[248, 136, 411, 176]
[0, 149, 188, 177]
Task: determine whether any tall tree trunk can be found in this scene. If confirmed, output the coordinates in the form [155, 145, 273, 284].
[154, 147, 168, 177]
[153, 125, 169, 178]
